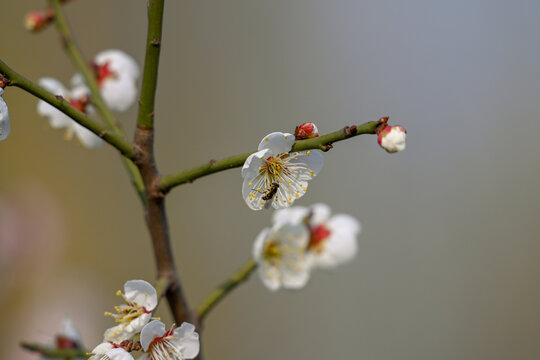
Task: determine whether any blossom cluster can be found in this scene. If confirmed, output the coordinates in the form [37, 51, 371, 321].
[253, 203, 361, 291]
[37, 49, 139, 148]
[88, 280, 199, 360]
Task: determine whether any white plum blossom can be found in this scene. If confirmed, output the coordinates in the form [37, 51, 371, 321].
[378, 124, 407, 153]
[37, 77, 103, 149]
[88, 49, 139, 112]
[273, 203, 361, 268]
[242, 132, 324, 210]
[139, 320, 200, 360]
[104, 280, 158, 342]
[253, 221, 313, 291]
[89, 345, 134, 360]
[0, 88, 10, 142]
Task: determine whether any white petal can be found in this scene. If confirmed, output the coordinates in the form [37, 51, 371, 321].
[89, 342, 113, 359]
[140, 320, 166, 352]
[95, 49, 140, 80]
[280, 222, 309, 249]
[252, 227, 271, 261]
[272, 206, 308, 226]
[0, 95, 10, 142]
[105, 348, 135, 360]
[258, 264, 281, 291]
[257, 132, 294, 154]
[309, 203, 331, 225]
[104, 324, 134, 342]
[328, 214, 361, 235]
[125, 312, 151, 334]
[171, 322, 200, 359]
[124, 280, 158, 310]
[281, 265, 311, 289]
[241, 149, 268, 179]
[101, 77, 138, 112]
[73, 123, 104, 149]
[39, 77, 68, 96]
[288, 150, 324, 180]
[314, 233, 357, 268]
[242, 174, 271, 211]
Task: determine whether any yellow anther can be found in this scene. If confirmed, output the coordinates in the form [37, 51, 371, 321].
[248, 182, 252, 186]
[265, 137, 269, 141]
[260, 201, 264, 205]
[310, 170, 314, 175]
[116, 290, 122, 296]
[285, 135, 288, 139]
[306, 151, 311, 156]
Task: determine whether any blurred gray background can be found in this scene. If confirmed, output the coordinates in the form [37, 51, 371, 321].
[1, 0, 539, 359]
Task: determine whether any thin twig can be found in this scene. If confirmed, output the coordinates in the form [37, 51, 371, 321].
[48, 0, 146, 204]
[197, 259, 257, 321]
[21, 342, 89, 358]
[0, 59, 135, 158]
[133, 0, 196, 330]
[160, 120, 381, 192]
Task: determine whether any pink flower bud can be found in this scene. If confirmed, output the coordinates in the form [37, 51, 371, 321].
[377, 124, 407, 153]
[294, 122, 319, 140]
[24, 10, 53, 32]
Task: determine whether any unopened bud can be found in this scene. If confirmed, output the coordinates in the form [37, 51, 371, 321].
[24, 9, 54, 32]
[294, 122, 319, 140]
[377, 124, 407, 153]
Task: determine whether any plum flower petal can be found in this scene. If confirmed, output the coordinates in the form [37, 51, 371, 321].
[378, 124, 406, 153]
[93, 49, 139, 112]
[37, 77, 103, 149]
[273, 203, 361, 269]
[242, 132, 324, 210]
[253, 222, 312, 291]
[104, 280, 157, 342]
[140, 320, 200, 360]
[0, 88, 10, 141]
[89, 345, 134, 360]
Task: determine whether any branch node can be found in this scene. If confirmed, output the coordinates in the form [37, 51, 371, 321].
[209, 159, 216, 165]
[55, 95, 64, 101]
[321, 144, 334, 152]
[151, 38, 161, 46]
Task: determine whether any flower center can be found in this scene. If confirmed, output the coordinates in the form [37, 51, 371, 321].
[263, 241, 282, 263]
[105, 301, 151, 326]
[148, 328, 185, 360]
[260, 154, 290, 182]
[308, 225, 331, 253]
[93, 61, 117, 86]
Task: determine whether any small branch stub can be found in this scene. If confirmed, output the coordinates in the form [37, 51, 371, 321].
[0, 75, 10, 89]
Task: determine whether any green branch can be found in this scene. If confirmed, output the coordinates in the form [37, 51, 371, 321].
[0, 59, 135, 158]
[197, 259, 257, 320]
[21, 342, 89, 358]
[160, 120, 381, 192]
[137, 0, 165, 129]
[48, 0, 146, 204]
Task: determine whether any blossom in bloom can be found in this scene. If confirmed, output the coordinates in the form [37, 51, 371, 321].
[85, 49, 139, 112]
[294, 122, 319, 140]
[242, 132, 324, 210]
[103, 280, 158, 342]
[139, 320, 200, 360]
[0, 88, 10, 142]
[273, 203, 361, 268]
[37, 77, 103, 149]
[377, 124, 407, 153]
[89, 345, 134, 360]
[253, 222, 313, 291]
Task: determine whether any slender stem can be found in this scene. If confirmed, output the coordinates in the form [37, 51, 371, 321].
[0, 59, 135, 158]
[21, 343, 89, 358]
[137, 0, 165, 129]
[133, 0, 195, 331]
[48, 0, 146, 203]
[160, 121, 381, 192]
[48, 0, 115, 129]
[197, 259, 257, 321]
